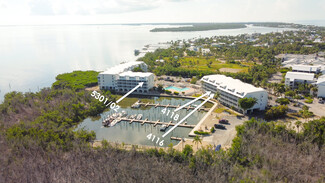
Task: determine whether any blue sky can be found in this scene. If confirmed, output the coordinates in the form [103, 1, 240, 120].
[0, 0, 324, 25]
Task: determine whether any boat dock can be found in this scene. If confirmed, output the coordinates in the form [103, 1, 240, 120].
[114, 117, 195, 128]
[170, 137, 183, 141]
[132, 101, 209, 111]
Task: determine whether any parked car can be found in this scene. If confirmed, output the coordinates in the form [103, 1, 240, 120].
[319, 99, 324, 104]
[214, 124, 226, 130]
[219, 119, 229, 124]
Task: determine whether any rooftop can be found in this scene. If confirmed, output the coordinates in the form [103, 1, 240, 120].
[292, 65, 321, 72]
[285, 72, 315, 81]
[101, 61, 144, 75]
[201, 74, 266, 97]
[119, 71, 153, 77]
[279, 54, 325, 67]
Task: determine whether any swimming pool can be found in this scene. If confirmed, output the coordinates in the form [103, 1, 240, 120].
[164, 86, 190, 92]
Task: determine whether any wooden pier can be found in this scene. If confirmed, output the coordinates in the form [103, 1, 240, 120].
[117, 118, 195, 128]
[170, 137, 183, 141]
[133, 101, 209, 111]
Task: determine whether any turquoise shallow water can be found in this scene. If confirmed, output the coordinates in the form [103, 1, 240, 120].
[76, 96, 208, 147]
[164, 86, 190, 92]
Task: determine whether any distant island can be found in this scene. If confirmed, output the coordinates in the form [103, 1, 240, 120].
[150, 22, 306, 32]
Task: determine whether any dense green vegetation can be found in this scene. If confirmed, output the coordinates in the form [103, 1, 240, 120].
[150, 23, 247, 32]
[0, 71, 113, 150]
[139, 29, 325, 96]
[149, 22, 306, 32]
[2, 99, 325, 183]
[265, 105, 288, 120]
[0, 71, 324, 182]
[138, 41, 280, 86]
[276, 97, 290, 105]
[52, 70, 99, 91]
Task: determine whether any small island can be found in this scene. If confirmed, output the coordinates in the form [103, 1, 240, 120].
[150, 22, 302, 32]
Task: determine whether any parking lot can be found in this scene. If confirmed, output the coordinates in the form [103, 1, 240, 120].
[202, 111, 248, 149]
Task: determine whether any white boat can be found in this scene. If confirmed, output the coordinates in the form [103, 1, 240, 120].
[129, 114, 137, 119]
[110, 119, 119, 127]
[102, 115, 114, 127]
[136, 114, 143, 120]
[121, 110, 127, 117]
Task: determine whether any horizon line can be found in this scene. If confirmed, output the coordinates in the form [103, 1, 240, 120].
[0, 20, 324, 27]
[0, 21, 306, 27]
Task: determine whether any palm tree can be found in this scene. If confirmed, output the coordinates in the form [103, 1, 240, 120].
[193, 135, 202, 150]
[311, 86, 318, 97]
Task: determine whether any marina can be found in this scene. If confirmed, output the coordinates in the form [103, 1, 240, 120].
[103, 114, 196, 128]
[131, 100, 209, 111]
[76, 96, 210, 147]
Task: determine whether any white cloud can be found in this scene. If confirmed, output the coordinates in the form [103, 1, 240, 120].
[0, 0, 324, 25]
[0, 0, 7, 9]
[29, 0, 54, 15]
[95, 0, 160, 14]
[26, 0, 191, 16]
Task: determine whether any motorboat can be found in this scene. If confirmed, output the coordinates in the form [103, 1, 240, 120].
[136, 114, 143, 120]
[121, 110, 127, 117]
[129, 114, 137, 119]
[102, 115, 114, 127]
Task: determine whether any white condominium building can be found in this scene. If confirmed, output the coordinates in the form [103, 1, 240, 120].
[317, 75, 325, 98]
[98, 61, 154, 94]
[116, 71, 154, 93]
[291, 65, 323, 74]
[285, 72, 315, 88]
[201, 75, 268, 114]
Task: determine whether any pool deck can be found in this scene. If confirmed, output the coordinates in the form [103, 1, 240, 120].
[164, 86, 189, 92]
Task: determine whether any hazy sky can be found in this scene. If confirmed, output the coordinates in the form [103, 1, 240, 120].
[0, 0, 324, 25]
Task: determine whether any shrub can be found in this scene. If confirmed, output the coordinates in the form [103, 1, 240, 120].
[276, 98, 290, 105]
[174, 91, 179, 95]
[194, 131, 210, 135]
[165, 90, 172, 94]
[210, 127, 215, 133]
[190, 77, 197, 84]
[265, 105, 288, 120]
[305, 99, 313, 104]
[280, 67, 290, 73]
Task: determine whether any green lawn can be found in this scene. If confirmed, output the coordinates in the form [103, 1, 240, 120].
[177, 57, 249, 73]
